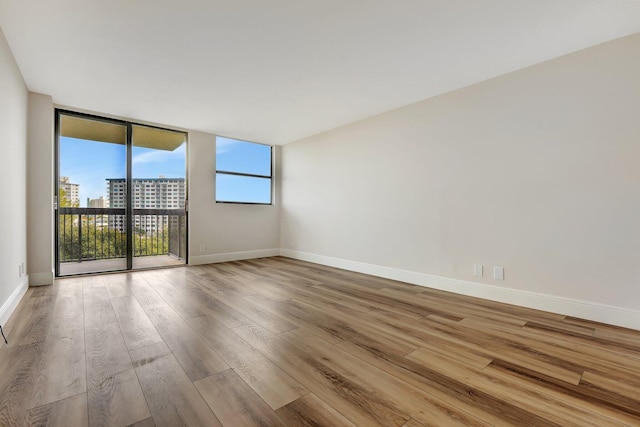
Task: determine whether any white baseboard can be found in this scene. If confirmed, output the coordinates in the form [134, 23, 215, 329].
[29, 271, 54, 286]
[190, 248, 281, 266]
[0, 276, 29, 326]
[280, 249, 640, 330]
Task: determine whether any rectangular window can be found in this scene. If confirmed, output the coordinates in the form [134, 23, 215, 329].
[216, 136, 272, 204]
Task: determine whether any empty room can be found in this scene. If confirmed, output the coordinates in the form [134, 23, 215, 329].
[1, 1, 639, 426]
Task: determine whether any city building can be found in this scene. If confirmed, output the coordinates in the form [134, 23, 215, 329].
[87, 196, 106, 208]
[107, 177, 185, 233]
[59, 176, 79, 207]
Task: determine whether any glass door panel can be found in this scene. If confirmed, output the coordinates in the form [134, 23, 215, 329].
[57, 113, 128, 275]
[131, 124, 187, 269]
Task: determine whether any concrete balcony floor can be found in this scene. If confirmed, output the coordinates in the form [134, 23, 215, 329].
[59, 254, 184, 275]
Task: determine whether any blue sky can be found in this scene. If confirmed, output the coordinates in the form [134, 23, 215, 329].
[215, 136, 271, 176]
[60, 137, 186, 206]
[216, 137, 272, 204]
[60, 136, 271, 206]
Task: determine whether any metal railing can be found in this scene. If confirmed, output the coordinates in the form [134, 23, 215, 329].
[58, 207, 186, 263]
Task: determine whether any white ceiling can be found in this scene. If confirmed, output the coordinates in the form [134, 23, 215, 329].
[2, 1, 640, 144]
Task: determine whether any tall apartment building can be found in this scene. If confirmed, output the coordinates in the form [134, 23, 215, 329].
[87, 196, 106, 208]
[59, 176, 80, 207]
[107, 177, 186, 233]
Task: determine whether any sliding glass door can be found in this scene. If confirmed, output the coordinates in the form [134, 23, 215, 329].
[131, 124, 187, 269]
[55, 110, 187, 276]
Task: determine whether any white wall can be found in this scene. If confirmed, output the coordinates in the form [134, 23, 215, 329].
[0, 28, 29, 324]
[188, 131, 280, 264]
[27, 92, 54, 285]
[281, 33, 640, 328]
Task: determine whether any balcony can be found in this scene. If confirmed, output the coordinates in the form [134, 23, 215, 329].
[58, 207, 186, 275]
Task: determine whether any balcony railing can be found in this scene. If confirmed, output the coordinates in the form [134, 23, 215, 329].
[58, 207, 186, 263]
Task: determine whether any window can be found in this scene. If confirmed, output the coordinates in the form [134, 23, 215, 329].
[216, 136, 272, 204]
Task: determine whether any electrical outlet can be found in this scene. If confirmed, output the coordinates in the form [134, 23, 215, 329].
[474, 264, 483, 277]
[493, 266, 504, 280]
[199, 244, 206, 253]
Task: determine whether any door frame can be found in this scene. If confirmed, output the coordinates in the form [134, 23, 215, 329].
[54, 108, 189, 276]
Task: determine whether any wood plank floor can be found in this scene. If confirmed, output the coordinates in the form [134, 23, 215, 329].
[1, 256, 639, 426]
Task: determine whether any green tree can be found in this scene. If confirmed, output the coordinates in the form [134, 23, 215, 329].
[59, 187, 79, 207]
[59, 187, 78, 260]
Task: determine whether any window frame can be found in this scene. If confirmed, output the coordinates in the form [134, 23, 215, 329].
[215, 136, 273, 205]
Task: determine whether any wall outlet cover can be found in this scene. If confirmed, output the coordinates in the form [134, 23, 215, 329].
[474, 264, 483, 277]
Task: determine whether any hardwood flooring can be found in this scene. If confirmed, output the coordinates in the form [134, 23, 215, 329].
[1, 256, 639, 426]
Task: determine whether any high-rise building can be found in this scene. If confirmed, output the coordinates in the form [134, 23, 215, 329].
[59, 176, 79, 206]
[87, 196, 106, 208]
[107, 177, 186, 233]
